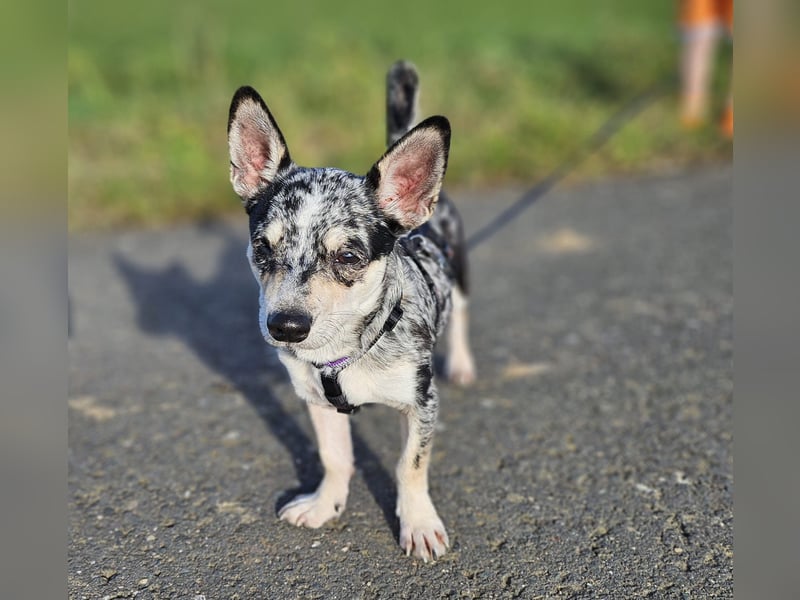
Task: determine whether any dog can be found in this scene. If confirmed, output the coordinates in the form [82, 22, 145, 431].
[226, 60, 475, 561]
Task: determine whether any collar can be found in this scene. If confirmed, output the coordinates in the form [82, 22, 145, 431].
[320, 296, 404, 370]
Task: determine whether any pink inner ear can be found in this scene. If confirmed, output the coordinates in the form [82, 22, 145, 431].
[383, 144, 439, 220]
[392, 163, 429, 210]
[245, 140, 268, 171]
[242, 133, 269, 189]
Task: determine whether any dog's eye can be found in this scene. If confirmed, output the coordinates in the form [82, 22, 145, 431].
[334, 250, 360, 266]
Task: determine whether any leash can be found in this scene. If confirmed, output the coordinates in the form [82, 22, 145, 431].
[465, 77, 673, 251]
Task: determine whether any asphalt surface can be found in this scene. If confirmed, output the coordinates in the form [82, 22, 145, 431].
[68, 167, 732, 599]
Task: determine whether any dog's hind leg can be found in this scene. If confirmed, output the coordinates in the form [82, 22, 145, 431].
[440, 197, 476, 385]
[446, 284, 476, 385]
[278, 403, 354, 528]
[395, 367, 449, 561]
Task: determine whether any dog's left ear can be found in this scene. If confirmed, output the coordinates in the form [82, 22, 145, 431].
[367, 116, 450, 231]
[227, 86, 293, 208]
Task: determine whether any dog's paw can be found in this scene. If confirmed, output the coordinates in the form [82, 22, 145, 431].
[399, 513, 450, 562]
[278, 491, 345, 528]
[397, 495, 449, 562]
[446, 350, 476, 386]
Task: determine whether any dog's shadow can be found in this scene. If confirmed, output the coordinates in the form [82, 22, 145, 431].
[113, 222, 399, 537]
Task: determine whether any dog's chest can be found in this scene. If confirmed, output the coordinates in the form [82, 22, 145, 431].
[336, 359, 418, 407]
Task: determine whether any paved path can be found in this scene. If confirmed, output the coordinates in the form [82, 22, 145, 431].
[69, 168, 732, 599]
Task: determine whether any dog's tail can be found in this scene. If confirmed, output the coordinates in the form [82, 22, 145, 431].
[386, 60, 420, 147]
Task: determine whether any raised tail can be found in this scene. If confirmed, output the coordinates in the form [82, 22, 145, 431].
[386, 60, 420, 146]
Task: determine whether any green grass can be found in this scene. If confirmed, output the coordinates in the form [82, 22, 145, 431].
[69, 0, 731, 230]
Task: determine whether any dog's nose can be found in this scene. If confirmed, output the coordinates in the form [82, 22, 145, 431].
[267, 311, 312, 343]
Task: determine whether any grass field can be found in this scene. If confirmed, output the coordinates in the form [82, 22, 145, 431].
[68, 0, 732, 230]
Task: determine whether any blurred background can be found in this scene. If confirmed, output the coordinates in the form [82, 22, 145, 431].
[68, 0, 732, 230]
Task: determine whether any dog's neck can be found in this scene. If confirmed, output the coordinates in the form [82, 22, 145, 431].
[317, 249, 405, 371]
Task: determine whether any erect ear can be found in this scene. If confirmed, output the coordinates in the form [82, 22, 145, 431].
[366, 116, 450, 231]
[227, 86, 293, 206]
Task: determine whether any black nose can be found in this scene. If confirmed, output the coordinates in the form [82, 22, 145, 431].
[267, 311, 312, 343]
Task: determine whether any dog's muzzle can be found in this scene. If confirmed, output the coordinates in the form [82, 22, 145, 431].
[267, 310, 312, 343]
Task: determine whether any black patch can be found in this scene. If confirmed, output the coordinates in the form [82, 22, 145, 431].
[246, 181, 279, 218]
[298, 265, 316, 284]
[416, 363, 433, 408]
[344, 237, 368, 258]
[413, 454, 421, 469]
[285, 174, 314, 195]
[246, 171, 309, 219]
[332, 273, 356, 288]
[384, 217, 406, 237]
[277, 151, 293, 174]
[250, 239, 277, 274]
[283, 219, 299, 243]
[365, 163, 381, 192]
[369, 222, 397, 259]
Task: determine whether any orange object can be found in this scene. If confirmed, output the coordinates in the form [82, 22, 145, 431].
[678, 0, 733, 136]
[719, 103, 733, 138]
[679, 0, 733, 30]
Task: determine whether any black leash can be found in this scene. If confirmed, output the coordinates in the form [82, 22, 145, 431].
[465, 78, 672, 251]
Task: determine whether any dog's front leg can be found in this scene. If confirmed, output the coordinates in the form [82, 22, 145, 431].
[278, 403, 354, 528]
[396, 377, 449, 561]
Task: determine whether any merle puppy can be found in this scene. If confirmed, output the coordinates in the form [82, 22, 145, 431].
[226, 60, 475, 561]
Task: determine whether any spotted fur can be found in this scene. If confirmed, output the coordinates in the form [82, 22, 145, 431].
[227, 61, 475, 562]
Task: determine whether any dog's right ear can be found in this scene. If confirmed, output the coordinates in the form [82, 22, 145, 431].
[366, 116, 450, 232]
[227, 86, 293, 208]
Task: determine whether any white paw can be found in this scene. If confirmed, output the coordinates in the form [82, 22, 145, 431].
[278, 491, 345, 528]
[397, 498, 449, 562]
[446, 349, 476, 386]
[399, 514, 449, 562]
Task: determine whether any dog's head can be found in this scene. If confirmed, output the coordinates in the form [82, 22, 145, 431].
[227, 86, 450, 362]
